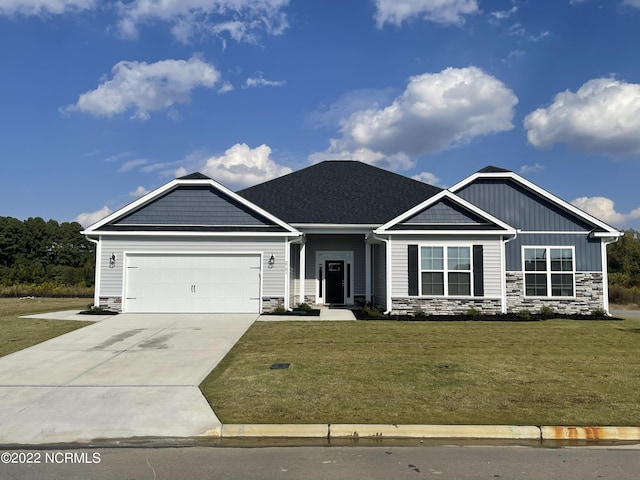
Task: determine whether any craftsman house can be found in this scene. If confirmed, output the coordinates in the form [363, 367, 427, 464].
[83, 161, 622, 315]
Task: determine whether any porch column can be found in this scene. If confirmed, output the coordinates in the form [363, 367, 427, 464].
[365, 242, 372, 303]
[299, 242, 306, 304]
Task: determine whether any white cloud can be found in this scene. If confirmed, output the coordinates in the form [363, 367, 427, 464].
[118, 158, 149, 172]
[200, 143, 292, 189]
[130, 186, 150, 197]
[519, 163, 544, 174]
[373, 0, 479, 27]
[74, 206, 111, 228]
[307, 87, 396, 129]
[412, 171, 441, 185]
[63, 56, 220, 120]
[571, 196, 640, 228]
[243, 74, 286, 89]
[0, 0, 94, 15]
[116, 0, 290, 44]
[622, 0, 640, 8]
[489, 5, 517, 22]
[524, 77, 640, 155]
[310, 66, 518, 171]
[217, 82, 234, 94]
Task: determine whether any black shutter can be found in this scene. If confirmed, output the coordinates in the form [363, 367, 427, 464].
[473, 245, 484, 297]
[408, 245, 419, 296]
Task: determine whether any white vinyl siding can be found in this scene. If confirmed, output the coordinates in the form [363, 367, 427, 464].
[390, 236, 502, 298]
[98, 236, 287, 299]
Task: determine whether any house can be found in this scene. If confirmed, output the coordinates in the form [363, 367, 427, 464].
[83, 161, 622, 316]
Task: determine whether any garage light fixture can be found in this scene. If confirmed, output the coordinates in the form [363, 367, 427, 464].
[268, 254, 275, 268]
[109, 253, 116, 268]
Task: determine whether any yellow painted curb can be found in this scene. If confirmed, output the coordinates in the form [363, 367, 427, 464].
[541, 426, 640, 441]
[331, 424, 541, 440]
[221, 424, 328, 438]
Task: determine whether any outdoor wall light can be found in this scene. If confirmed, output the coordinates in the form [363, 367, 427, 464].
[268, 254, 275, 268]
[109, 253, 116, 269]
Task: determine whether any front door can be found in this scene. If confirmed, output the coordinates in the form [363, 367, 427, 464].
[325, 260, 345, 304]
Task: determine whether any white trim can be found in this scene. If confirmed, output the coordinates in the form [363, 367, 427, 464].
[284, 237, 290, 311]
[519, 231, 599, 235]
[83, 176, 300, 235]
[601, 236, 620, 315]
[378, 229, 518, 236]
[521, 245, 576, 299]
[87, 236, 101, 308]
[375, 189, 516, 234]
[365, 243, 372, 303]
[450, 170, 622, 237]
[501, 232, 518, 314]
[84, 230, 299, 237]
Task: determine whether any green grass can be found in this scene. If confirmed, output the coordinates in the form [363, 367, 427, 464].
[201, 318, 640, 426]
[0, 297, 93, 358]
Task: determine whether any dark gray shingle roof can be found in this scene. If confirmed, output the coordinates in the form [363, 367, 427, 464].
[237, 161, 442, 224]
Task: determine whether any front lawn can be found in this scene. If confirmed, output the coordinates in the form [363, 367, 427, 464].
[0, 297, 93, 358]
[201, 318, 640, 426]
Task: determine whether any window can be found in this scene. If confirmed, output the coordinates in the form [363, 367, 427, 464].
[524, 247, 574, 297]
[420, 246, 471, 296]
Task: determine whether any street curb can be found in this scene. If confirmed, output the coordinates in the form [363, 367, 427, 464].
[540, 426, 640, 441]
[218, 424, 640, 441]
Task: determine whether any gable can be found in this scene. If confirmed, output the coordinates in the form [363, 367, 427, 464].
[455, 178, 595, 232]
[398, 198, 492, 226]
[114, 186, 273, 226]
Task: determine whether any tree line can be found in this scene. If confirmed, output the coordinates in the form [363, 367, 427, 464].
[0, 216, 94, 296]
[607, 229, 640, 305]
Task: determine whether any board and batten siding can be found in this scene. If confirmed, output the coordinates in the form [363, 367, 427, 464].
[98, 236, 287, 298]
[455, 179, 594, 231]
[505, 232, 602, 271]
[390, 236, 503, 298]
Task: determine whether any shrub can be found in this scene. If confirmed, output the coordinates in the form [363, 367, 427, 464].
[296, 302, 313, 311]
[362, 303, 385, 319]
[516, 309, 531, 321]
[540, 305, 555, 318]
[466, 307, 481, 317]
[272, 304, 286, 314]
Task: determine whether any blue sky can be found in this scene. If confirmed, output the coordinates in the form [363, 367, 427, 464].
[1, 0, 640, 229]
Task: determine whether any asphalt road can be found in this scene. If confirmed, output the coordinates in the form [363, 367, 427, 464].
[1, 444, 639, 479]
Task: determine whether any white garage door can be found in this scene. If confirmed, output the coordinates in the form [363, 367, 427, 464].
[125, 254, 261, 313]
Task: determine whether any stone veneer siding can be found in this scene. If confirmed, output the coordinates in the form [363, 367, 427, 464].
[506, 272, 604, 315]
[262, 296, 285, 312]
[99, 296, 122, 312]
[391, 297, 502, 316]
[99, 296, 285, 313]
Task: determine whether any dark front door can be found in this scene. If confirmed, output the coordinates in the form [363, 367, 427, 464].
[325, 260, 344, 304]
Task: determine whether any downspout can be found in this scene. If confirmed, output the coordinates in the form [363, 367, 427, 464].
[85, 235, 101, 309]
[501, 230, 519, 314]
[372, 233, 392, 315]
[602, 235, 621, 316]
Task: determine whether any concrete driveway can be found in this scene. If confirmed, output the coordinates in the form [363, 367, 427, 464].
[0, 313, 257, 444]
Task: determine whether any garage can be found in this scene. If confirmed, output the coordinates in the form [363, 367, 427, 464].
[124, 253, 262, 313]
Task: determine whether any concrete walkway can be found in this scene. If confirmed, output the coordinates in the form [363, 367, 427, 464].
[257, 307, 356, 322]
[0, 313, 257, 444]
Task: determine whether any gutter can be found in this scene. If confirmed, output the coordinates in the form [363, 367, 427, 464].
[501, 230, 519, 314]
[85, 235, 101, 309]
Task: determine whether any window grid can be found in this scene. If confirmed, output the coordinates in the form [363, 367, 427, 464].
[523, 247, 575, 297]
[420, 246, 472, 297]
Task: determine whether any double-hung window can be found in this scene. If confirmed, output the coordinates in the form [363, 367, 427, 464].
[524, 247, 574, 297]
[420, 246, 471, 296]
